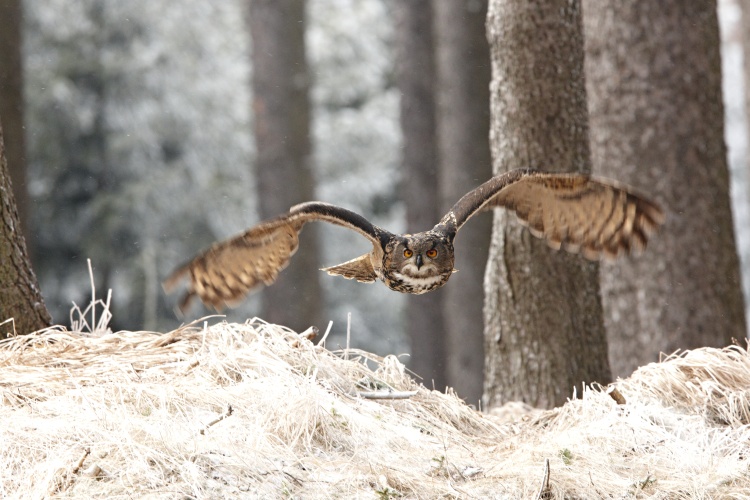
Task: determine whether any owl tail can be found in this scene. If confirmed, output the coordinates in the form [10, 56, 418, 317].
[321, 253, 378, 283]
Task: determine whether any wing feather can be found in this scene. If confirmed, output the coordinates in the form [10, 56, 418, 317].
[163, 202, 389, 312]
[441, 169, 664, 260]
[321, 253, 378, 283]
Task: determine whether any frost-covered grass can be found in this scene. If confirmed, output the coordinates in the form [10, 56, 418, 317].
[2, 315, 750, 498]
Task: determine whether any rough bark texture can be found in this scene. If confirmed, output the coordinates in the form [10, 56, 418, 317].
[584, 1, 747, 377]
[0, 0, 28, 240]
[0, 120, 52, 337]
[394, 0, 447, 391]
[483, 0, 610, 409]
[249, 0, 323, 333]
[434, 0, 491, 405]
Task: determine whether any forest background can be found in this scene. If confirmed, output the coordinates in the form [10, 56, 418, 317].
[2, 0, 750, 406]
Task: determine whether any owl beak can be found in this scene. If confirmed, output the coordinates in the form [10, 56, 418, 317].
[415, 253, 423, 269]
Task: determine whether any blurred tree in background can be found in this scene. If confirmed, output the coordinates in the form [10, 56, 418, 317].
[584, 0, 747, 377]
[248, 0, 324, 333]
[394, 0, 447, 391]
[435, 0, 491, 405]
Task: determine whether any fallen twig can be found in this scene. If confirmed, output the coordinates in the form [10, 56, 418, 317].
[358, 390, 418, 400]
[606, 384, 627, 405]
[299, 326, 318, 341]
[200, 405, 234, 435]
[535, 458, 551, 500]
[48, 447, 91, 496]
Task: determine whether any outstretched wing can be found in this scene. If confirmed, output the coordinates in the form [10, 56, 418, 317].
[163, 202, 388, 312]
[440, 169, 665, 259]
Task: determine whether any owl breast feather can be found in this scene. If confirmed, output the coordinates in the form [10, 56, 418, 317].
[379, 268, 452, 294]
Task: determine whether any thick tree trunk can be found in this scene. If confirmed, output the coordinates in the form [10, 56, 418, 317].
[0, 0, 28, 241]
[0, 120, 52, 337]
[249, 0, 323, 333]
[584, 1, 747, 377]
[434, 0, 491, 405]
[394, 0, 447, 390]
[483, 0, 610, 409]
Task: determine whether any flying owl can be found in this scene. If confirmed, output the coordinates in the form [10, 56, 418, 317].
[163, 169, 664, 312]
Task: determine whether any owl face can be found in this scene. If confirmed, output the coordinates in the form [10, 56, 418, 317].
[380, 233, 455, 294]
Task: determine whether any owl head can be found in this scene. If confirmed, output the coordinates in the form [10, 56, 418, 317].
[381, 232, 455, 294]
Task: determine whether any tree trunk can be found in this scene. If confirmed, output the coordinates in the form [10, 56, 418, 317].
[584, 1, 747, 377]
[248, 0, 323, 333]
[394, 0, 447, 391]
[0, 119, 52, 337]
[483, 0, 610, 409]
[738, 0, 750, 328]
[0, 0, 28, 242]
[434, 0, 491, 405]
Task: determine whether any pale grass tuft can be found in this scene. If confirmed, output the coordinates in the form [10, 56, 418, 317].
[69, 259, 113, 336]
[1, 319, 750, 498]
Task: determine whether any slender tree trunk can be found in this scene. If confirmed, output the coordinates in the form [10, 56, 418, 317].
[483, 0, 610, 409]
[0, 119, 52, 337]
[248, 0, 323, 333]
[584, 1, 747, 377]
[434, 0, 491, 405]
[0, 0, 28, 242]
[394, 0, 447, 390]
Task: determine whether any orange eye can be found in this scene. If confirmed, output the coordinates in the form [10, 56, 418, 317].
[426, 249, 438, 258]
[403, 249, 413, 258]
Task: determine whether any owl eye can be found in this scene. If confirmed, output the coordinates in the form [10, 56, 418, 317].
[403, 249, 413, 258]
[426, 248, 438, 258]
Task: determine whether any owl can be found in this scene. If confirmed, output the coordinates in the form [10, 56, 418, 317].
[163, 169, 664, 312]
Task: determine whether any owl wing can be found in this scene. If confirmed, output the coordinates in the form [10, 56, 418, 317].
[163, 202, 388, 312]
[441, 169, 665, 259]
[320, 253, 378, 283]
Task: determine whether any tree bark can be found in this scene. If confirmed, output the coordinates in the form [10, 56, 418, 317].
[483, 0, 610, 409]
[584, 1, 747, 377]
[434, 0, 491, 405]
[249, 0, 324, 333]
[0, 0, 28, 242]
[738, 0, 750, 333]
[0, 119, 52, 337]
[394, 0, 447, 391]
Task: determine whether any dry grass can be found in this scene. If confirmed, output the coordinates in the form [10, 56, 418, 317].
[1, 316, 750, 499]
